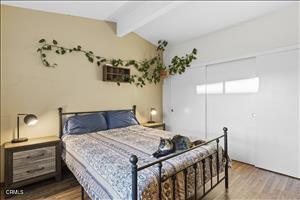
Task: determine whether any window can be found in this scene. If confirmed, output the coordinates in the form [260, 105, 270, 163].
[196, 82, 223, 94]
[225, 77, 259, 94]
[196, 77, 259, 95]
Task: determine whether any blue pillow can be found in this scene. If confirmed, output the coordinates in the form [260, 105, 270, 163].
[63, 113, 107, 135]
[106, 110, 139, 129]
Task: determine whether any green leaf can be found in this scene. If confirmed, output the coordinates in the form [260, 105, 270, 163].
[88, 57, 93, 63]
[41, 53, 46, 58]
[43, 60, 49, 66]
[55, 50, 60, 54]
[53, 40, 58, 45]
[192, 48, 197, 54]
[60, 48, 66, 54]
[39, 39, 46, 43]
[97, 61, 101, 66]
[96, 56, 100, 59]
[37, 48, 41, 52]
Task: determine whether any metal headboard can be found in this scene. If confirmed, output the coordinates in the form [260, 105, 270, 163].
[58, 105, 136, 138]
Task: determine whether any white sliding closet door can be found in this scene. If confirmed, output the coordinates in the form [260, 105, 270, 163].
[255, 49, 299, 177]
[163, 47, 300, 177]
[206, 58, 257, 164]
[164, 66, 206, 138]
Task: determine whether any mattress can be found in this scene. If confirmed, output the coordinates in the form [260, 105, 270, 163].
[62, 125, 225, 200]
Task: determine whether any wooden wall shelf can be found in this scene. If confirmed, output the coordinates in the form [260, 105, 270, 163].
[103, 65, 130, 83]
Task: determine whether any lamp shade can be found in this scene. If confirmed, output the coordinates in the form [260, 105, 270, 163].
[150, 108, 157, 116]
[24, 114, 38, 126]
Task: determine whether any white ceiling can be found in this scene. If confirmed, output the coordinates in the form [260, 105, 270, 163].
[135, 1, 296, 44]
[1, 1, 128, 21]
[1, 1, 296, 45]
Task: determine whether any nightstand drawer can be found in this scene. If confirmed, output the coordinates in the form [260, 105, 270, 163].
[13, 159, 56, 183]
[13, 146, 55, 167]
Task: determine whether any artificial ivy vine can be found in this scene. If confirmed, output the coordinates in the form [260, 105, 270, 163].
[37, 39, 197, 87]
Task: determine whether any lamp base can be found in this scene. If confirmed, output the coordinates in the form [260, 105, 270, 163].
[11, 138, 28, 143]
[147, 121, 156, 123]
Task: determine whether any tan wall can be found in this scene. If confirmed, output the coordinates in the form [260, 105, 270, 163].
[0, 5, 162, 182]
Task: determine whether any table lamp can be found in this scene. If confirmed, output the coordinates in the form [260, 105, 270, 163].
[148, 108, 157, 123]
[12, 114, 38, 143]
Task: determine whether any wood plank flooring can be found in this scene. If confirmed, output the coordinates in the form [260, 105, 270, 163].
[1, 161, 299, 200]
[203, 161, 300, 200]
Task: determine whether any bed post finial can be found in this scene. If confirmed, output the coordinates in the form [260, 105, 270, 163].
[132, 105, 136, 116]
[223, 127, 229, 189]
[130, 155, 138, 200]
[58, 107, 63, 138]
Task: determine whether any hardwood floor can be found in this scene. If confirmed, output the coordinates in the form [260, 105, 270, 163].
[1, 161, 299, 200]
[203, 161, 300, 200]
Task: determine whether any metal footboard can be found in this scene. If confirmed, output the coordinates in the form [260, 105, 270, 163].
[130, 127, 229, 200]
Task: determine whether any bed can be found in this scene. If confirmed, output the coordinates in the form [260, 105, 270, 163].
[58, 106, 229, 200]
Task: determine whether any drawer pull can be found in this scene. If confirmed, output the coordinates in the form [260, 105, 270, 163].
[26, 152, 45, 159]
[26, 167, 45, 173]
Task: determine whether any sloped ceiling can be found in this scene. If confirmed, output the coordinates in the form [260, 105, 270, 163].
[1, 1, 296, 45]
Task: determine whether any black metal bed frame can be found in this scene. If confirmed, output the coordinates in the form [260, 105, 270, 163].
[58, 105, 229, 200]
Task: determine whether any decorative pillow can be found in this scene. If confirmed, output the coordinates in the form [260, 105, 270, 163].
[63, 113, 107, 135]
[106, 110, 139, 129]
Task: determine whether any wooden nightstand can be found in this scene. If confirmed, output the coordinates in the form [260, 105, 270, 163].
[142, 122, 166, 130]
[4, 136, 61, 191]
